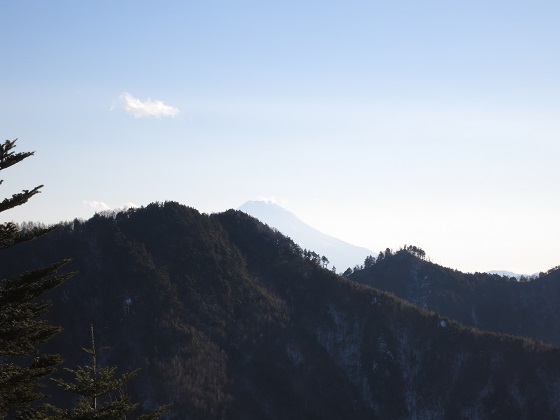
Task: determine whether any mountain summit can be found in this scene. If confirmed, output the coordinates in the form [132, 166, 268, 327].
[238, 200, 374, 271]
[4, 202, 560, 418]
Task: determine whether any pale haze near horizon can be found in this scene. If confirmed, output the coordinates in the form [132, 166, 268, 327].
[1, 1, 558, 275]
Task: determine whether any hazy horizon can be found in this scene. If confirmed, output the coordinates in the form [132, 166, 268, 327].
[2, 1, 559, 274]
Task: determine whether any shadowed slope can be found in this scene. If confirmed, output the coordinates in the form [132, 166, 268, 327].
[351, 249, 560, 345]
[2, 203, 560, 419]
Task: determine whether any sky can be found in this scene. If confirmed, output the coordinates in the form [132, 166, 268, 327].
[1, 1, 559, 274]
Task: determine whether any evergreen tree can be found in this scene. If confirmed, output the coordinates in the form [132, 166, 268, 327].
[364, 255, 376, 268]
[47, 324, 169, 419]
[0, 139, 75, 417]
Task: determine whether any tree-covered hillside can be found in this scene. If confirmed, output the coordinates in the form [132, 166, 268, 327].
[3, 203, 560, 419]
[350, 248, 560, 345]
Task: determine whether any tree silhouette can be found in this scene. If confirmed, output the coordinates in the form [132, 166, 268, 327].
[46, 324, 169, 419]
[404, 245, 426, 260]
[0, 139, 75, 417]
[364, 255, 376, 268]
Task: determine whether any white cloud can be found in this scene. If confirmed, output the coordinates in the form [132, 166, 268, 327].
[83, 201, 138, 212]
[117, 92, 179, 118]
[256, 196, 290, 208]
[83, 200, 111, 211]
[258, 195, 277, 204]
[120, 202, 138, 210]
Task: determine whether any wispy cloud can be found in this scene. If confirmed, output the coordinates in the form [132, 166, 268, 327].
[258, 195, 278, 204]
[83, 200, 138, 212]
[120, 202, 138, 210]
[256, 196, 290, 208]
[83, 200, 111, 211]
[116, 92, 179, 118]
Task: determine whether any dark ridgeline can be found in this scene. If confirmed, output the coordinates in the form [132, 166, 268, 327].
[2, 201, 560, 419]
[350, 248, 560, 346]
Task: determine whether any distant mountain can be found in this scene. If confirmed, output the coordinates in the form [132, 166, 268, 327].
[350, 249, 560, 345]
[238, 200, 374, 271]
[4, 203, 560, 418]
[487, 270, 523, 278]
[487, 270, 537, 279]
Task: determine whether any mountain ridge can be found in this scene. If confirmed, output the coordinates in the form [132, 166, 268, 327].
[3, 202, 560, 418]
[238, 200, 375, 271]
[350, 248, 560, 345]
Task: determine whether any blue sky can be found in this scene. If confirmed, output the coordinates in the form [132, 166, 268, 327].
[1, 1, 559, 273]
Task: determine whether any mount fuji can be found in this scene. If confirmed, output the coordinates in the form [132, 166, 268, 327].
[238, 200, 375, 272]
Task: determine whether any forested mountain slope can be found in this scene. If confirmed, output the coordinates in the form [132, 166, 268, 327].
[3, 202, 560, 419]
[350, 249, 560, 345]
